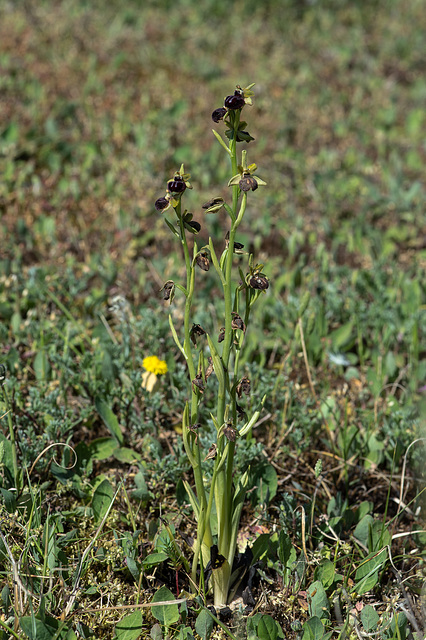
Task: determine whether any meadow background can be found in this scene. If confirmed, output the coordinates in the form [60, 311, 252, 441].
[0, 0, 425, 638]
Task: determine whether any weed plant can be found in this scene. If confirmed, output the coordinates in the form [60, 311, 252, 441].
[154, 84, 271, 606]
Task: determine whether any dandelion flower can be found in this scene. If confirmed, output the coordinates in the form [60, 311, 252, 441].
[143, 356, 168, 376]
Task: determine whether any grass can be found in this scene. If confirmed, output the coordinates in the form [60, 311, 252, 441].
[0, 0, 425, 638]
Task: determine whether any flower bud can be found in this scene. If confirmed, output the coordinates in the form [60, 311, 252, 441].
[212, 107, 227, 123]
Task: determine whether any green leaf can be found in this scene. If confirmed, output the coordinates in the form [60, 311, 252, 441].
[314, 560, 335, 589]
[151, 586, 179, 626]
[302, 616, 324, 640]
[195, 608, 214, 640]
[92, 478, 114, 522]
[88, 437, 117, 461]
[142, 552, 168, 568]
[20, 616, 68, 640]
[329, 320, 354, 350]
[278, 530, 293, 566]
[95, 398, 123, 445]
[354, 548, 388, 595]
[113, 447, 142, 463]
[251, 533, 272, 563]
[34, 350, 50, 381]
[307, 581, 330, 620]
[257, 615, 279, 640]
[114, 610, 143, 640]
[249, 461, 277, 506]
[132, 471, 152, 503]
[360, 604, 379, 632]
[0, 488, 16, 513]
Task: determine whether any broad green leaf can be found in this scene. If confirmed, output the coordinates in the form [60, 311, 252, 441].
[142, 552, 168, 568]
[0, 488, 16, 513]
[329, 320, 354, 350]
[250, 462, 277, 506]
[251, 533, 272, 563]
[92, 478, 114, 522]
[114, 610, 143, 640]
[307, 581, 330, 619]
[20, 616, 68, 640]
[302, 616, 324, 640]
[257, 614, 279, 640]
[34, 350, 50, 381]
[132, 471, 152, 503]
[151, 586, 179, 626]
[278, 530, 293, 566]
[354, 548, 388, 595]
[314, 560, 335, 589]
[95, 398, 123, 445]
[88, 437, 117, 461]
[195, 608, 214, 640]
[360, 604, 379, 631]
[113, 447, 142, 463]
[150, 623, 163, 640]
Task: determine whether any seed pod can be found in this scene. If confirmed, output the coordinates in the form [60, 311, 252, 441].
[249, 274, 269, 290]
[155, 196, 170, 211]
[224, 92, 245, 110]
[236, 376, 251, 397]
[239, 175, 258, 192]
[196, 252, 210, 271]
[218, 327, 225, 343]
[212, 107, 227, 123]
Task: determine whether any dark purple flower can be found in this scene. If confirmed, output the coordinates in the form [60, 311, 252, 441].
[155, 196, 170, 211]
[212, 107, 227, 123]
[239, 175, 258, 192]
[224, 91, 245, 110]
[167, 176, 186, 194]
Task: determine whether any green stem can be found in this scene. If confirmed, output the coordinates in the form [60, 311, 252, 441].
[1, 381, 19, 490]
[176, 202, 214, 588]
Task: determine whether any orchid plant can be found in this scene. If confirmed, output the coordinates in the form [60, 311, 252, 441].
[155, 84, 268, 606]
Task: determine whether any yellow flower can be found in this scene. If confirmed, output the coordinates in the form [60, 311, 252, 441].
[143, 356, 168, 376]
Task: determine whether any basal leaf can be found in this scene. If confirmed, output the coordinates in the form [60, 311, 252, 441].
[195, 608, 214, 640]
[92, 478, 114, 522]
[95, 398, 123, 445]
[114, 610, 143, 640]
[151, 586, 179, 626]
